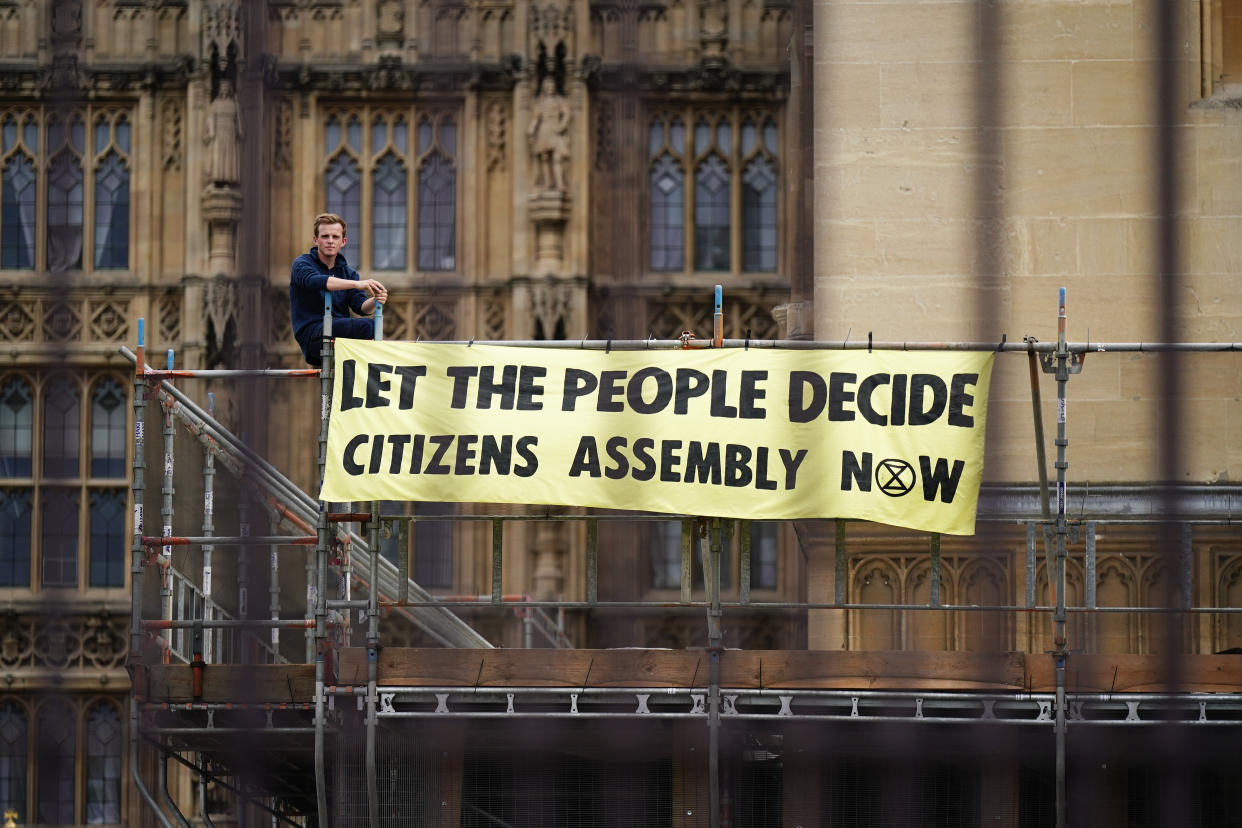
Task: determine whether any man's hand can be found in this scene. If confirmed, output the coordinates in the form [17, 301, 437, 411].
[358, 279, 388, 304]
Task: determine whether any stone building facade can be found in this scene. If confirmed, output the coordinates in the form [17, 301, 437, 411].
[0, 0, 1238, 824]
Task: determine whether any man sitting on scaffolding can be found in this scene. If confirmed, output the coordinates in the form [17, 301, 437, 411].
[289, 212, 389, 366]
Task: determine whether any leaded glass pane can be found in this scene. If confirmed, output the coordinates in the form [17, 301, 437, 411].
[650, 520, 681, 590]
[413, 501, 454, 589]
[670, 119, 685, 154]
[47, 152, 83, 272]
[742, 120, 757, 157]
[36, 701, 75, 824]
[90, 378, 126, 478]
[764, 119, 778, 156]
[371, 114, 387, 156]
[0, 489, 31, 587]
[650, 154, 684, 271]
[716, 122, 731, 154]
[417, 117, 433, 155]
[372, 153, 407, 271]
[694, 119, 711, 155]
[86, 703, 122, 824]
[89, 490, 126, 588]
[116, 117, 131, 154]
[438, 118, 456, 156]
[649, 118, 664, 156]
[71, 117, 85, 152]
[325, 116, 341, 150]
[47, 117, 63, 152]
[417, 153, 455, 271]
[325, 154, 362, 249]
[2, 153, 36, 269]
[0, 702, 26, 820]
[94, 115, 108, 154]
[42, 376, 80, 478]
[41, 488, 78, 588]
[694, 155, 731, 271]
[393, 118, 408, 154]
[94, 151, 130, 269]
[742, 156, 777, 272]
[346, 116, 362, 152]
[22, 119, 35, 151]
[0, 378, 32, 478]
[0, 118, 13, 152]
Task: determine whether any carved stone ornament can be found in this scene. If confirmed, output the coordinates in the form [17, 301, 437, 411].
[89, 299, 130, 343]
[42, 300, 82, 343]
[0, 300, 35, 342]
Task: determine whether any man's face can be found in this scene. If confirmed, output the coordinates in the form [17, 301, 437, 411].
[314, 223, 346, 257]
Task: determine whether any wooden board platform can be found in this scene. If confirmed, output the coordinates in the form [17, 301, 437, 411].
[136, 650, 1242, 705]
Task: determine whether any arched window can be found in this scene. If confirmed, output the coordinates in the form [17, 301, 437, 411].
[647, 109, 779, 276]
[90, 378, 126, 479]
[2, 371, 128, 593]
[324, 154, 362, 244]
[42, 375, 80, 479]
[1, 153, 35, 269]
[0, 701, 26, 820]
[46, 113, 85, 273]
[417, 115, 456, 272]
[372, 152, 407, 270]
[0, 376, 32, 477]
[85, 702, 122, 824]
[37, 700, 75, 824]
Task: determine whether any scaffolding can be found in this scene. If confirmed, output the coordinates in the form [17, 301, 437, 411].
[124, 291, 1242, 827]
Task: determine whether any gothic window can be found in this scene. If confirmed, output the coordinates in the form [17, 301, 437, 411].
[0, 376, 32, 477]
[417, 114, 457, 272]
[0, 371, 128, 592]
[324, 114, 363, 243]
[649, 116, 686, 270]
[89, 490, 126, 588]
[322, 107, 459, 274]
[92, 112, 131, 269]
[0, 111, 36, 269]
[0, 107, 132, 273]
[90, 378, 125, 479]
[37, 700, 75, 824]
[648, 109, 779, 275]
[741, 119, 779, 271]
[43, 376, 80, 479]
[0, 490, 31, 587]
[0, 701, 25, 819]
[46, 112, 85, 273]
[85, 702, 122, 824]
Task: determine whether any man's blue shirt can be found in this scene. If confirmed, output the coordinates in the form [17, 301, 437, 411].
[288, 247, 369, 345]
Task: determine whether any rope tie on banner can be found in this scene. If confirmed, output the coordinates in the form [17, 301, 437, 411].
[997, 333, 1007, 352]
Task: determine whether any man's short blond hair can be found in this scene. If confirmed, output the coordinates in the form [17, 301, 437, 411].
[313, 212, 347, 238]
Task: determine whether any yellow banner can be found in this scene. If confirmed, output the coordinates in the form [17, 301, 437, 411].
[321, 341, 994, 535]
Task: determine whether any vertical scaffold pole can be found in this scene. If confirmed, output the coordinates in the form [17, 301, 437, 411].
[161, 350, 176, 658]
[706, 517, 724, 828]
[239, 462, 251, 663]
[203, 392, 215, 663]
[314, 293, 333, 827]
[130, 318, 147, 671]
[365, 296, 384, 827]
[129, 319, 175, 828]
[366, 502, 380, 827]
[1052, 287, 1071, 828]
[712, 284, 723, 348]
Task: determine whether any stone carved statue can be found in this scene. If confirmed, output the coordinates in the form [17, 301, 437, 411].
[527, 77, 571, 192]
[204, 75, 242, 186]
